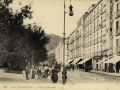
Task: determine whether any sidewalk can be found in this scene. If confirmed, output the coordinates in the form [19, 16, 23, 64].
[77, 68, 120, 77]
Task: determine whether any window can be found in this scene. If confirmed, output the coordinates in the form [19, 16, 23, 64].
[117, 3, 120, 11]
[101, 16, 103, 22]
[101, 45, 102, 51]
[116, 39, 120, 52]
[101, 3, 103, 9]
[116, 21, 119, 33]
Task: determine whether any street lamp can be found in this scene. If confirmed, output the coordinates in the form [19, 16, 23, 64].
[62, 0, 74, 84]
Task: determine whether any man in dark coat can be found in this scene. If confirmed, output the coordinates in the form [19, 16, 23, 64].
[51, 67, 59, 83]
[116, 62, 119, 73]
[62, 68, 67, 84]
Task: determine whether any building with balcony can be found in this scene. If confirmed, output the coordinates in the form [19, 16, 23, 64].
[83, 0, 113, 71]
[71, 17, 84, 66]
[55, 40, 63, 64]
[113, 0, 120, 55]
[55, 38, 69, 65]
[69, 30, 76, 64]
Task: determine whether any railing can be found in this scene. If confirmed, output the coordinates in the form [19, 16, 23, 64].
[115, 10, 120, 19]
[99, 7, 106, 15]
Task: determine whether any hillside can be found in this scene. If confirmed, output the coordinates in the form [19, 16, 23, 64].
[46, 34, 62, 51]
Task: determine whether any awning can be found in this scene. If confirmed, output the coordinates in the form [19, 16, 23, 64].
[71, 57, 82, 64]
[67, 60, 73, 64]
[96, 58, 108, 64]
[104, 55, 120, 64]
[77, 58, 90, 64]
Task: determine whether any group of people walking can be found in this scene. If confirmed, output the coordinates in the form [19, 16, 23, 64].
[24, 60, 67, 83]
[37, 64, 49, 79]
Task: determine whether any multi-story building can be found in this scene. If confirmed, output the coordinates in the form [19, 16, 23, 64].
[83, 0, 113, 71]
[71, 17, 84, 65]
[55, 38, 69, 65]
[55, 40, 63, 64]
[55, 0, 120, 72]
[69, 30, 76, 63]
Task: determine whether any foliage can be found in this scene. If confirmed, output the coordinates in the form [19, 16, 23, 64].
[0, 0, 50, 70]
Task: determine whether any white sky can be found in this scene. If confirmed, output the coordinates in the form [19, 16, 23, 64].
[10, 0, 98, 37]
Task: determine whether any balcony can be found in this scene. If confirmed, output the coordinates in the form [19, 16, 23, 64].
[115, 10, 120, 19]
[115, 28, 120, 36]
[99, 7, 106, 15]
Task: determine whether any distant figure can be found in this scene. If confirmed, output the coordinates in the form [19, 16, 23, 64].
[25, 60, 30, 80]
[116, 63, 119, 73]
[44, 64, 49, 78]
[71, 64, 75, 71]
[37, 64, 42, 79]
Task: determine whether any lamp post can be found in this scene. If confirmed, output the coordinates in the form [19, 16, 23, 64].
[62, 0, 73, 84]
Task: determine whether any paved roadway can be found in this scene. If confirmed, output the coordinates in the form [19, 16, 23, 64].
[67, 69, 120, 90]
[0, 69, 120, 90]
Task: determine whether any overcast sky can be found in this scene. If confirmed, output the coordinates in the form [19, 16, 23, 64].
[10, 0, 98, 37]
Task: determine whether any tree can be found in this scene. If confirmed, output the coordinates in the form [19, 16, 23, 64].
[0, 0, 50, 70]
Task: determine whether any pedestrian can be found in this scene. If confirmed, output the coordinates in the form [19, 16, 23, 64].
[31, 65, 35, 79]
[24, 60, 30, 80]
[116, 63, 119, 73]
[44, 64, 49, 78]
[51, 67, 59, 83]
[41, 65, 46, 79]
[37, 64, 41, 79]
[62, 68, 67, 84]
[25, 66, 30, 80]
[72, 64, 75, 71]
[88, 65, 91, 72]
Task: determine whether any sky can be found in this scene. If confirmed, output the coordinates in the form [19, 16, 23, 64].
[10, 0, 98, 37]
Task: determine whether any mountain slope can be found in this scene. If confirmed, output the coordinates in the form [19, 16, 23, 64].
[46, 34, 62, 51]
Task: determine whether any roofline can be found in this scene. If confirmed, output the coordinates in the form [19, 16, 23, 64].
[84, 0, 102, 19]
